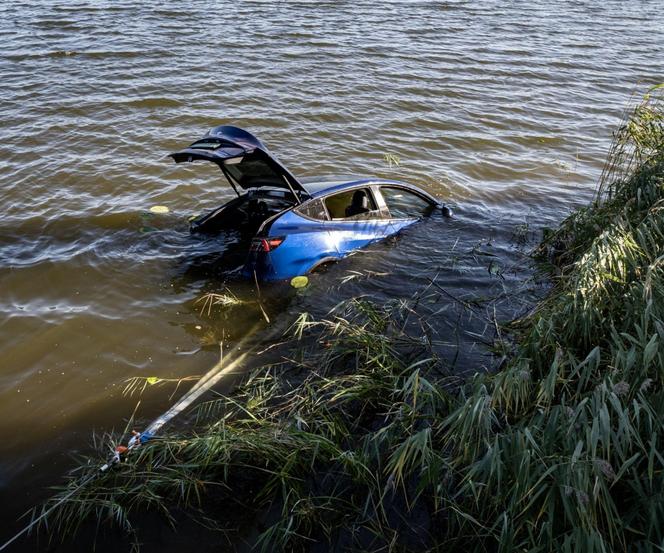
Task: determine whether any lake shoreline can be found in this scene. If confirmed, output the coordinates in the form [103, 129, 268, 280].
[28, 91, 664, 551]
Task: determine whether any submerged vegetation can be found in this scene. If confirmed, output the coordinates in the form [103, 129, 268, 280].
[39, 91, 664, 551]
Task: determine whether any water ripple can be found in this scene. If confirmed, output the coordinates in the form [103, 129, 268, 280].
[1, 0, 664, 539]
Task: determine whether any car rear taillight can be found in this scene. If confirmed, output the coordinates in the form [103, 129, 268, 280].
[250, 236, 285, 253]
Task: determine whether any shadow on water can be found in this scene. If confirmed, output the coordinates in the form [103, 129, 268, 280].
[175, 233, 247, 285]
[170, 228, 294, 346]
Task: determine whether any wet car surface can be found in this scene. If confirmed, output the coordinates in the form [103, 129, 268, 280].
[171, 125, 452, 280]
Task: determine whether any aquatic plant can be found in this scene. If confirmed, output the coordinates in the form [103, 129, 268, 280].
[37, 89, 664, 551]
[196, 289, 245, 315]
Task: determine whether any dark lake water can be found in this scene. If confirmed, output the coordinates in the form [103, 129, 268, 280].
[1, 1, 663, 550]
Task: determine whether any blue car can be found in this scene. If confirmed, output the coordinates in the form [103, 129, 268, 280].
[170, 126, 451, 281]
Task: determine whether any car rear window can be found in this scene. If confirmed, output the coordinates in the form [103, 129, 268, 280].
[224, 156, 287, 189]
[295, 199, 329, 220]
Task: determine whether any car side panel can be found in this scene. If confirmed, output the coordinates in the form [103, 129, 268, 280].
[243, 211, 421, 281]
[325, 218, 416, 255]
[242, 211, 341, 281]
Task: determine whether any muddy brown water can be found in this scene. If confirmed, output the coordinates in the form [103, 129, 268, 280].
[1, 1, 663, 551]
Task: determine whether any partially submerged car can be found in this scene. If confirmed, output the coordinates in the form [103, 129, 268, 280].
[170, 125, 451, 281]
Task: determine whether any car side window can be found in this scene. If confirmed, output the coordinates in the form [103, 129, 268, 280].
[380, 187, 433, 218]
[295, 199, 329, 221]
[324, 188, 382, 221]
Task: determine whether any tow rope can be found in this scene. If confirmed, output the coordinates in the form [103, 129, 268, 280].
[0, 332, 259, 551]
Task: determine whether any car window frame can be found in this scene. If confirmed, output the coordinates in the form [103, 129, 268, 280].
[322, 186, 384, 222]
[293, 197, 331, 222]
[377, 185, 435, 220]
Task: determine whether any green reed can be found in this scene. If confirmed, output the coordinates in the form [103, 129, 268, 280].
[38, 89, 664, 551]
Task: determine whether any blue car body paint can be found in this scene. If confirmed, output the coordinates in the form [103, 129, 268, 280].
[170, 126, 450, 282]
[242, 209, 418, 281]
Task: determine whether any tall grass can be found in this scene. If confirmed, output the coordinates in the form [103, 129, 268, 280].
[40, 89, 664, 551]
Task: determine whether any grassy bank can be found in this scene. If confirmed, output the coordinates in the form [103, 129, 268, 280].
[42, 91, 664, 552]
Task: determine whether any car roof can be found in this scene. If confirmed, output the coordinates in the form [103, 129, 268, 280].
[300, 175, 440, 203]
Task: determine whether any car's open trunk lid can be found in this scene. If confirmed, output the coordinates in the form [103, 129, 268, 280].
[169, 125, 307, 202]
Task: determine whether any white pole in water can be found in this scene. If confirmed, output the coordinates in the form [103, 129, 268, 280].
[0, 335, 258, 551]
